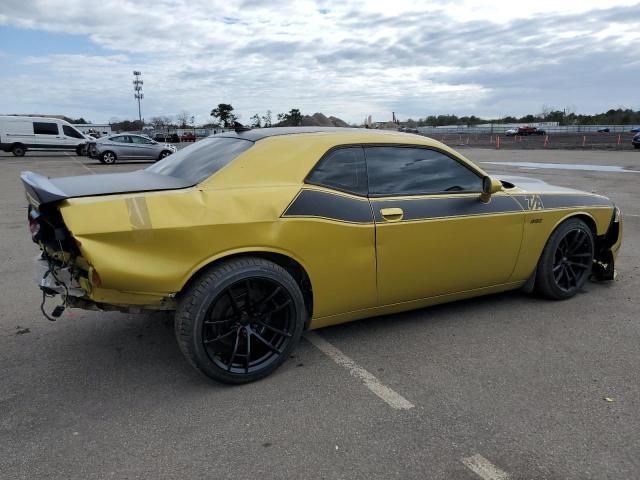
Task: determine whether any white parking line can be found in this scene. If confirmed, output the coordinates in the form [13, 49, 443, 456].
[65, 152, 96, 175]
[461, 454, 510, 480]
[305, 331, 414, 410]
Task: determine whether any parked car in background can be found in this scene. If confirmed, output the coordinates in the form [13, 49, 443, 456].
[88, 134, 177, 164]
[597, 128, 610, 133]
[154, 133, 180, 143]
[629, 127, 640, 133]
[517, 126, 545, 135]
[181, 132, 197, 142]
[0, 115, 89, 156]
[505, 128, 519, 136]
[632, 133, 640, 149]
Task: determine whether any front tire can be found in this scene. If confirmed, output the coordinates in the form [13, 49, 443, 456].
[101, 151, 116, 164]
[76, 144, 88, 156]
[535, 218, 594, 299]
[175, 257, 306, 384]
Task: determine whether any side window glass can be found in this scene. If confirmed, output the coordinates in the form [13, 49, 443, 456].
[306, 147, 368, 196]
[33, 122, 59, 135]
[365, 147, 482, 196]
[62, 125, 84, 139]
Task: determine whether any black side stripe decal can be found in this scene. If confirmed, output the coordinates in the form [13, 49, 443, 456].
[371, 195, 523, 222]
[283, 189, 373, 223]
[283, 190, 613, 224]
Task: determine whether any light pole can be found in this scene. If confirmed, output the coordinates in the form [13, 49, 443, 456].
[133, 71, 144, 132]
[191, 115, 195, 138]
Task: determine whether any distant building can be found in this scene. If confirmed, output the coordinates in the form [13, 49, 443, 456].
[73, 124, 112, 136]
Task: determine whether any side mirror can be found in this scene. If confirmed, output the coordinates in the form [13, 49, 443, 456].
[480, 176, 502, 203]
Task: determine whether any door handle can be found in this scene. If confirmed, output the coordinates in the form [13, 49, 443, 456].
[380, 207, 404, 222]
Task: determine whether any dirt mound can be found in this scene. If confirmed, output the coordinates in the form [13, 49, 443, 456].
[299, 113, 349, 127]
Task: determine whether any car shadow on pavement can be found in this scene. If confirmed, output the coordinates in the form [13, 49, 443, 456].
[313, 288, 557, 341]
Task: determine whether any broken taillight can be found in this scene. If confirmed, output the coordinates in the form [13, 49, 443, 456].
[28, 206, 41, 240]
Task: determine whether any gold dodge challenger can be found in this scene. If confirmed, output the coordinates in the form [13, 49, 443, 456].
[22, 127, 622, 383]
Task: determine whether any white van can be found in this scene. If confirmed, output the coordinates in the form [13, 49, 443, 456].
[0, 116, 89, 156]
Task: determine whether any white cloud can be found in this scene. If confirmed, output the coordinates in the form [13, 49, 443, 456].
[0, 0, 639, 123]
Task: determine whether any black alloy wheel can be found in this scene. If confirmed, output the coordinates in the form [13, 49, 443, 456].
[202, 278, 296, 374]
[159, 150, 172, 160]
[536, 218, 594, 299]
[175, 257, 306, 383]
[552, 228, 592, 292]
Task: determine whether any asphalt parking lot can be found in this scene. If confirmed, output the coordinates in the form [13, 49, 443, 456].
[1, 149, 638, 480]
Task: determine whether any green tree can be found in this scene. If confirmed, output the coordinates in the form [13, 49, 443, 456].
[210, 103, 237, 128]
[261, 110, 272, 127]
[175, 110, 191, 128]
[63, 117, 90, 124]
[250, 114, 262, 128]
[110, 119, 143, 133]
[277, 108, 303, 126]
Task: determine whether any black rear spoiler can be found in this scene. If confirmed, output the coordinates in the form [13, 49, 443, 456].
[20, 170, 193, 208]
[21, 171, 69, 207]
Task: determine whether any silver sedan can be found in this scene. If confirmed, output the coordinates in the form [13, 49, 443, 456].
[89, 134, 177, 164]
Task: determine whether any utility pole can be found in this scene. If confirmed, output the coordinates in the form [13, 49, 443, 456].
[133, 71, 144, 132]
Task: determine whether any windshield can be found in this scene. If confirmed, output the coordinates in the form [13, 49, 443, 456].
[145, 136, 253, 184]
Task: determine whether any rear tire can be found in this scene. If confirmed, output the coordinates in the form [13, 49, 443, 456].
[175, 257, 306, 384]
[535, 218, 594, 300]
[158, 150, 172, 160]
[101, 151, 116, 164]
[12, 144, 26, 157]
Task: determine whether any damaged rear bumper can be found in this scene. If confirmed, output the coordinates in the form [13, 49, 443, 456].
[34, 255, 86, 298]
[35, 255, 176, 314]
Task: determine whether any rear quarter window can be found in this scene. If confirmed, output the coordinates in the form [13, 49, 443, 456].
[146, 137, 252, 184]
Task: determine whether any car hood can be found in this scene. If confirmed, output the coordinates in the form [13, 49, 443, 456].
[21, 170, 191, 207]
[497, 175, 588, 194]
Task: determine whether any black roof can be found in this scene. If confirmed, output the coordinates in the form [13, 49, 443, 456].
[214, 127, 371, 142]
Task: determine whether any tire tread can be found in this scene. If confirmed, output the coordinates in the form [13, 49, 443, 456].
[174, 256, 305, 383]
[535, 218, 594, 300]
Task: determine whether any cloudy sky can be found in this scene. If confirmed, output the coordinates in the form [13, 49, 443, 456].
[0, 0, 639, 125]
